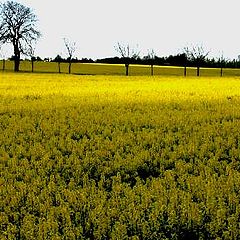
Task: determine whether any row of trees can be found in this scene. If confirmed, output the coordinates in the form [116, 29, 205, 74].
[0, 1, 237, 76]
[50, 43, 236, 77]
[113, 43, 212, 76]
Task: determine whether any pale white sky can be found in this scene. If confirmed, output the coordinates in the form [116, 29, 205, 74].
[1, 0, 240, 60]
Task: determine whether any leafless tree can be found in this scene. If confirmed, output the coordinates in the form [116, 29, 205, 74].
[0, 1, 40, 72]
[27, 43, 36, 72]
[184, 44, 209, 77]
[183, 53, 188, 77]
[64, 38, 76, 74]
[218, 52, 225, 77]
[115, 42, 140, 76]
[147, 49, 156, 76]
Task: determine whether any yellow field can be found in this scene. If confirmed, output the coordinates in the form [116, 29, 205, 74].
[1, 73, 240, 239]
[1, 60, 240, 76]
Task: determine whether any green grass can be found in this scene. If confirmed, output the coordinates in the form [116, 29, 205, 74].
[1, 73, 240, 239]
[1, 60, 240, 76]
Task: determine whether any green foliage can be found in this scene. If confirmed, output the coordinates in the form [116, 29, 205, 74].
[1, 73, 240, 239]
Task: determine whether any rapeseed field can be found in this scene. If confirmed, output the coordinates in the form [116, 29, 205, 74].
[1, 73, 240, 239]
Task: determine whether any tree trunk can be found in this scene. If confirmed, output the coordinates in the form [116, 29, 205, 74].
[58, 62, 61, 73]
[14, 45, 20, 72]
[68, 61, 71, 74]
[14, 58, 20, 72]
[125, 63, 129, 76]
[31, 60, 34, 72]
[184, 66, 187, 76]
[220, 67, 223, 77]
[197, 66, 200, 76]
[151, 64, 154, 76]
[2, 59, 5, 71]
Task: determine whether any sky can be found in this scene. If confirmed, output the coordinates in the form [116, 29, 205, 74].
[1, 0, 240, 60]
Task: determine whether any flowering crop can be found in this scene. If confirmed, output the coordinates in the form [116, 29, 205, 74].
[1, 73, 240, 239]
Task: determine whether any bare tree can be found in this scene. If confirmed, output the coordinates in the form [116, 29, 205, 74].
[115, 42, 140, 76]
[64, 38, 76, 74]
[218, 52, 225, 77]
[147, 49, 156, 76]
[27, 43, 36, 72]
[183, 53, 187, 77]
[184, 44, 209, 77]
[0, 1, 40, 72]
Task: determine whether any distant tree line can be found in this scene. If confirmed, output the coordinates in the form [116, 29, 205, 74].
[47, 53, 240, 70]
[9, 53, 240, 70]
[95, 54, 240, 69]
[51, 55, 94, 63]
